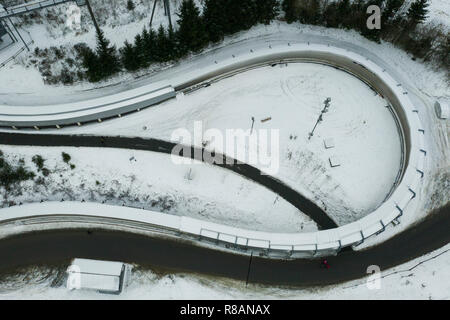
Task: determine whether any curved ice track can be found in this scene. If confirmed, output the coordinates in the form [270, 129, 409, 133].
[0, 43, 427, 258]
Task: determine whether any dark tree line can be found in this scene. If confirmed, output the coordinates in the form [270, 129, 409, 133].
[282, 0, 448, 72]
[80, 0, 279, 82]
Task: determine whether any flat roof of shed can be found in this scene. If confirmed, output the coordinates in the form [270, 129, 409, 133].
[71, 258, 124, 276]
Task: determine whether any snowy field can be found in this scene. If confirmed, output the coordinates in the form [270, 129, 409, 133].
[55, 63, 403, 225]
[0, 145, 316, 233]
[1, 243, 448, 300]
[427, 0, 450, 28]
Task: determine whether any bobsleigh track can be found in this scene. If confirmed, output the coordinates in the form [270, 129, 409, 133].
[0, 204, 448, 286]
[0, 41, 445, 285]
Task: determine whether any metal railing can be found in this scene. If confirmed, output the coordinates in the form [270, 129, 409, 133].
[0, 0, 75, 19]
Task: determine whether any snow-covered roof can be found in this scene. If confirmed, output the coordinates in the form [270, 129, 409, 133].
[71, 258, 124, 276]
[435, 100, 449, 119]
[67, 258, 126, 293]
[67, 272, 121, 292]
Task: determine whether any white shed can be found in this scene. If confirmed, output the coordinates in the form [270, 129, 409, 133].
[435, 100, 449, 119]
[67, 258, 132, 294]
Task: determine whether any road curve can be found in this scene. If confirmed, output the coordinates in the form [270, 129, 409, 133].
[0, 204, 447, 286]
[0, 132, 337, 229]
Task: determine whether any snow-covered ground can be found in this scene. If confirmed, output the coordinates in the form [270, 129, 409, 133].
[427, 0, 450, 28]
[0, 0, 189, 85]
[0, 0, 448, 300]
[1, 243, 448, 300]
[0, 145, 316, 233]
[53, 63, 402, 225]
[7, 0, 185, 48]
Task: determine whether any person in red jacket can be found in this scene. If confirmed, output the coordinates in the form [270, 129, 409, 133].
[322, 259, 330, 269]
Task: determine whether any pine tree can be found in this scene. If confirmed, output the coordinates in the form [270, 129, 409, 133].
[80, 46, 100, 82]
[384, 0, 404, 20]
[140, 28, 152, 66]
[143, 27, 157, 65]
[166, 25, 178, 60]
[337, 0, 352, 28]
[82, 29, 121, 82]
[309, 0, 323, 25]
[297, 0, 323, 25]
[127, 0, 135, 11]
[176, 0, 206, 54]
[256, 0, 279, 25]
[120, 41, 140, 71]
[323, 2, 340, 28]
[224, 0, 256, 34]
[134, 32, 145, 67]
[282, 0, 298, 23]
[203, 0, 227, 43]
[407, 0, 429, 26]
[95, 29, 121, 79]
[155, 24, 170, 62]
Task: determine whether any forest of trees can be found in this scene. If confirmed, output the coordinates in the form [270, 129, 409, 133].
[79, 0, 448, 83]
[80, 0, 279, 82]
[282, 0, 449, 71]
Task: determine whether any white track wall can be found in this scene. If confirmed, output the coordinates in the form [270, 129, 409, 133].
[0, 44, 426, 258]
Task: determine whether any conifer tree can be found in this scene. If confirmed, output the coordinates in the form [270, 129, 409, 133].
[203, 0, 227, 42]
[176, 0, 206, 54]
[81, 46, 100, 82]
[95, 29, 121, 78]
[141, 27, 154, 65]
[407, 0, 429, 26]
[166, 25, 178, 60]
[337, 0, 352, 28]
[282, 0, 298, 23]
[82, 29, 120, 82]
[224, 0, 256, 34]
[144, 27, 157, 64]
[322, 2, 340, 27]
[134, 32, 145, 67]
[127, 0, 135, 11]
[256, 0, 279, 25]
[155, 24, 170, 62]
[297, 0, 323, 25]
[120, 41, 139, 71]
[384, 0, 404, 20]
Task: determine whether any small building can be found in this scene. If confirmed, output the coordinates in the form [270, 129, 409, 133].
[67, 258, 132, 295]
[435, 100, 449, 120]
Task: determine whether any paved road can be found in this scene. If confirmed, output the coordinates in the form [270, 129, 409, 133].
[0, 204, 448, 286]
[0, 132, 337, 229]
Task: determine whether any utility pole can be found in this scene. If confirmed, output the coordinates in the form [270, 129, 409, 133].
[150, 0, 172, 29]
[84, 0, 101, 37]
[149, 0, 158, 28]
[2, 19, 17, 42]
[308, 97, 331, 140]
[164, 0, 172, 30]
[7, 17, 28, 51]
